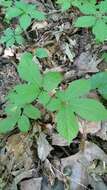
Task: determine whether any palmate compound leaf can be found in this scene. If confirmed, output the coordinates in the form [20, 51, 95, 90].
[47, 79, 91, 111]
[7, 83, 40, 106]
[75, 16, 96, 27]
[38, 91, 63, 111]
[46, 91, 67, 111]
[56, 105, 79, 143]
[18, 115, 30, 132]
[43, 71, 63, 92]
[23, 104, 41, 119]
[72, 98, 107, 121]
[18, 52, 42, 86]
[66, 79, 91, 99]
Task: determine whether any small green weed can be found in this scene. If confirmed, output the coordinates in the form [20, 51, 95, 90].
[5, 1, 45, 30]
[0, 0, 46, 47]
[0, 51, 107, 143]
[75, 0, 107, 42]
[57, 0, 107, 42]
[0, 0, 107, 144]
[0, 26, 24, 47]
[57, 0, 95, 11]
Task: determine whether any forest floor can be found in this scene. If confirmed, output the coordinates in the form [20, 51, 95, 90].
[0, 0, 107, 190]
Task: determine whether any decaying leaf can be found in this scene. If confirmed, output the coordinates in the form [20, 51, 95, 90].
[61, 141, 107, 190]
[37, 133, 53, 161]
[64, 43, 75, 62]
[6, 133, 33, 170]
[52, 133, 69, 146]
[74, 52, 101, 74]
[3, 47, 15, 58]
[32, 21, 48, 30]
[13, 169, 37, 185]
[79, 119, 101, 135]
[96, 122, 107, 140]
[20, 178, 42, 190]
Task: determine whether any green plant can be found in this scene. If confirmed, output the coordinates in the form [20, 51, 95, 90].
[57, 0, 95, 11]
[0, 26, 24, 47]
[0, 51, 107, 143]
[0, 0, 46, 46]
[57, 0, 73, 11]
[91, 71, 107, 99]
[5, 0, 45, 30]
[0, 51, 62, 133]
[74, 0, 107, 42]
[102, 52, 107, 62]
[0, 0, 13, 7]
[57, 0, 107, 42]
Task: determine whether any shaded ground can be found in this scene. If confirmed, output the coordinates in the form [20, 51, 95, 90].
[0, 0, 107, 190]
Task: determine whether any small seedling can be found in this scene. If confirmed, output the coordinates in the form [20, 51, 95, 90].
[57, 0, 95, 11]
[46, 78, 107, 142]
[0, 1, 46, 46]
[0, 51, 107, 144]
[57, 0, 107, 42]
[5, 1, 45, 30]
[0, 26, 24, 47]
[74, 0, 107, 42]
